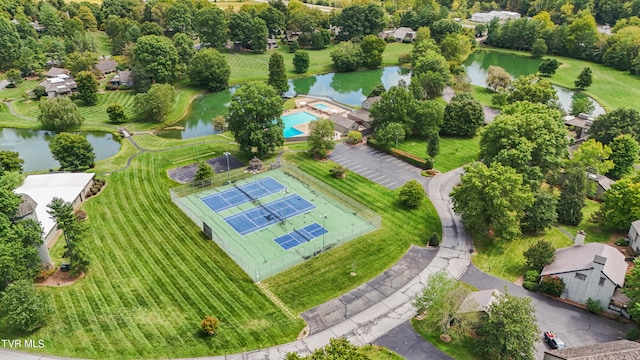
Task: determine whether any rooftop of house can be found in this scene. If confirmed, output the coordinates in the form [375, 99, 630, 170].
[329, 114, 356, 130]
[96, 59, 118, 72]
[544, 339, 640, 359]
[15, 193, 37, 219]
[110, 70, 132, 83]
[563, 113, 596, 129]
[348, 109, 372, 123]
[45, 67, 68, 78]
[541, 242, 627, 287]
[632, 220, 640, 233]
[362, 96, 381, 110]
[458, 289, 501, 313]
[39, 74, 76, 93]
[587, 172, 615, 191]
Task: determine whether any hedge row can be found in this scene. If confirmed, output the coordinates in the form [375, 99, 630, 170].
[367, 140, 427, 169]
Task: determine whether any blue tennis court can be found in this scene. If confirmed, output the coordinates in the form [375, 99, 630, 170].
[200, 177, 285, 212]
[274, 223, 329, 250]
[224, 194, 315, 235]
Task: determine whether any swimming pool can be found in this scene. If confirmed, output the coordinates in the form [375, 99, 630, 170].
[313, 103, 330, 110]
[281, 111, 318, 138]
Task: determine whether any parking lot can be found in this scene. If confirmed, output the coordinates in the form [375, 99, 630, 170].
[329, 143, 425, 190]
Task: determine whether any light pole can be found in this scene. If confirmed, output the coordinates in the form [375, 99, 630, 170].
[281, 188, 289, 224]
[320, 214, 327, 253]
[223, 151, 231, 184]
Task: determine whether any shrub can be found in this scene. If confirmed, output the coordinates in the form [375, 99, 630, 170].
[289, 40, 300, 53]
[586, 298, 603, 314]
[398, 53, 411, 64]
[424, 158, 433, 170]
[627, 328, 640, 340]
[523, 281, 538, 291]
[200, 316, 219, 336]
[329, 165, 347, 178]
[523, 240, 555, 272]
[398, 179, 426, 208]
[524, 270, 540, 282]
[346, 131, 362, 144]
[428, 232, 440, 246]
[538, 276, 564, 297]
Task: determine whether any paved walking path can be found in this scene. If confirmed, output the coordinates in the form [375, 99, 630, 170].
[373, 321, 453, 360]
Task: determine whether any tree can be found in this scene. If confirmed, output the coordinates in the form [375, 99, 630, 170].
[623, 257, 640, 320]
[193, 162, 214, 184]
[414, 100, 444, 137]
[588, 108, 640, 145]
[188, 48, 230, 91]
[166, 1, 192, 34]
[370, 86, 417, 133]
[38, 97, 84, 130]
[523, 240, 555, 272]
[451, 162, 534, 242]
[507, 75, 558, 105]
[292, 50, 310, 73]
[398, 180, 426, 208]
[608, 134, 640, 180]
[200, 316, 219, 336]
[305, 338, 368, 360]
[476, 292, 539, 360]
[600, 174, 640, 229]
[521, 192, 557, 234]
[374, 122, 405, 149]
[134, 83, 176, 122]
[75, 71, 98, 105]
[574, 67, 593, 89]
[226, 82, 284, 157]
[426, 130, 440, 161]
[439, 34, 472, 63]
[330, 41, 362, 72]
[50, 133, 96, 170]
[268, 52, 288, 93]
[333, 4, 386, 41]
[0, 151, 24, 173]
[47, 197, 89, 275]
[0, 280, 52, 333]
[132, 35, 180, 84]
[570, 96, 595, 115]
[65, 51, 98, 76]
[556, 167, 587, 226]
[6, 69, 22, 87]
[441, 93, 484, 137]
[567, 139, 614, 175]
[538, 58, 560, 76]
[531, 38, 547, 58]
[193, 7, 228, 48]
[172, 32, 195, 67]
[360, 35, 386, 69]
[485, 66, 511, 92]
[307, 119, 335, 159]
[75, 5, 98, 31]
[413, 270, 470, 332]
[412, 50, 450, 99]
[249, 17, 268, 54]
[0, 17, 22, 70]
[106, 103, 127, 124]
[259, 7, 285, 38]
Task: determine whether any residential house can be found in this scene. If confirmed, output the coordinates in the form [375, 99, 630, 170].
[96, 59, 118, 78]
[628, 220, 640, 255]
[361, 96, 381, 111]
[348, 109, 373, 131]
[45, 67, 68, 78]
[379, 27, 417, 42]
[329, 114, 359, 135]
[286, 30, 301, 43]
[543, 340, 640, 360]
[458, 289, 501, 314]
[586, 172, 615, 199]
[11, 19, 44, 32]
[471, 11, 521, 23]
[39, 73, 77, 98]
[563, 113, 595, 140]
[541, 237, 628, 314]
[108, 70, 133, 87]
[267, 39, 279, 50]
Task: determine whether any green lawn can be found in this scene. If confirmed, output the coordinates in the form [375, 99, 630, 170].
[395, 136, 481, 173]
[469, 85, 496, 108]
[88, 32, 111, 57]
[0, 79, 40, 101]
[411, 318, 483, 360]
[262, 152, 441, 313]
[6, 141, 305, 359]
[555, 198, 626, 244]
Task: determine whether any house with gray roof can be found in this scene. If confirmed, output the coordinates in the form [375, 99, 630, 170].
[329, 114, 359, 135]
[458, 289, 501, 314]
[96, 59, 118, 77]
[108, 70, 133, 87]
[379, 27, 417, 42]
[543, 339, 640, 360]
[564, 113, 595, 140]
[628, 220, 640, 255]
[541, 238, 628, 314]
[45, 67, 68, 78]
[39, 73, 77, 98]
[361, 96, 381, 110]
[587, 172, 615, 198]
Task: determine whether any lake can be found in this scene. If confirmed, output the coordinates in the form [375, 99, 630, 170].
[0, 128, 121, 172]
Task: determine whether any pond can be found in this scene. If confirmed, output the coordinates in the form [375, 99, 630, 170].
[463, 51, 606, 116]
[0, 128, 121, 172]
[158, 67, 412, 139]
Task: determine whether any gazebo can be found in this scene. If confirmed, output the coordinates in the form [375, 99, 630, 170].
[249, 157, 263, 171]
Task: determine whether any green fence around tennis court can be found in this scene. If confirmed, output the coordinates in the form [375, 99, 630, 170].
[170, 162, 381, 282]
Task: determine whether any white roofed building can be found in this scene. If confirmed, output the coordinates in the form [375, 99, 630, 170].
[471, 11, 521, 23]
[39, 73, 77, 98]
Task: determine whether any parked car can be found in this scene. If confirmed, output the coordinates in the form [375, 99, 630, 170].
[544, 331, 567, 349]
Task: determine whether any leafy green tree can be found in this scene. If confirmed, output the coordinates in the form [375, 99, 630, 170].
[574, 67, 593, 89]
[132, 35, 180, 84]
[106, 103, 127, 124]
[226, 82, 284, 157]
[47, 197, 89, 275]
[521, 192, 557, 234]
[0, 17, 23, 70]
[0, 186, 21, 219]
[486, 66, 511, 92]
[75, 71, 98, 105]
[414, 100, 444, 137]
[193, 7, 228, 48]
[38, 97, 84, 130]
[398, 180, 426, 208]
[249, 17, 268, 53]
[523, 240, 555, 272]
[370, 86, 417, 134]
[268, 52, 288, 93]
[330, 41, 362, 72]
[441, 93, 484, 137]
[172, 32, 195, 67]
[360, 35, 386, 69]
[531, 38, 547, 58]
[0, 280, 52, 333]
[600, 174, 640, 229]
[412, 50, 449, 99]
[557, 166, 587, 226]
[166, 1, 192, 34]
[538, 58, 560, 76]
[439, 33, 472, 63]
[426, 130, 440, 161]
[307, 119, 335, 159]
[623, 257, 640, 320]
[292, 50, 310, 73]
[50, 133, 96, 170]
[333, 4, 386, 41]
[134, 83, 176, 122]
[567, 139, 614, 175]
[374, 122, 405, 149]
[476, 292, 539, 360]
[507, 74, 558, 105]
[188, 48, 230, 91]
[65, 51, 99, 76]
[588, 108, 640, 145]
[0, 216, 42, 288]
[193, 162, 214, 184]
[451, 162, 534, 241]
[306, 338, 368, 360]
[0, 151, 24, 173]
[414, 270, 470, 332]
[75, 5, 98, 31]
[608, 134, 640, 180]
[6, 69, 22, 87]
[570, 96, 595, 115]
[258, 7, 285, 38]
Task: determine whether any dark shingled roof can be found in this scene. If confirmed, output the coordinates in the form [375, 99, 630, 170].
[15, 193, 37, 218]
[544, 340, 640, 359]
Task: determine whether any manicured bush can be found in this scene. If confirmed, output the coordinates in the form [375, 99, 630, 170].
[398, 180, 426, 208]
[586, 298, 603, 314]
[538, 276, 564, 297]
[523, 281, 538, 291]
[200, 316, 219, 336]
[428, 232, 440, 246]
[346, 131, 362, 144]
[424, 158, 433, 170]
[626, 328, 640, 340]
[329, 165, 347, 178]
[524, 270, 540, 282]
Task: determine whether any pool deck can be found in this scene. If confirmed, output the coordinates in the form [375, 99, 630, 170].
[284, 97, 353, 138]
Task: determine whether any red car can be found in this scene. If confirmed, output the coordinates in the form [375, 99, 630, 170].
[544, 331, 567, 349]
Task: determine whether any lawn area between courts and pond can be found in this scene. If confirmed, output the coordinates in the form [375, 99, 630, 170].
[171, 166, 381, 281]
[411, 318, 484, 360]
[395, 136, 481, 173]
[262, 152, 441, 313]
[10, 142, 304, 359]
[479, 47, 640, 112]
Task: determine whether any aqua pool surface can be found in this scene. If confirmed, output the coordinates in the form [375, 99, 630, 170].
[283, 127, 304, 137]
[281, 111, 318, 138]
[313, 103, 330, 110]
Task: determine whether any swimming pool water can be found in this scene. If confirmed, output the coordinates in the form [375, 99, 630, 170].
[281, 111, 318, 138]
[314, 103, 330, 110]
[283, 127, 304, 137]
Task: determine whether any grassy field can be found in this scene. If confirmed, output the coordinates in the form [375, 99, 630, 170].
[262, 152, 441, 313]
[4, 138, 305, 359]
[395, 136, 481, 173]
[555, 199, 626, 244]
[1, 79, 40, 101]
[411, 318, 483, 360]
[88, 32, 111, 57]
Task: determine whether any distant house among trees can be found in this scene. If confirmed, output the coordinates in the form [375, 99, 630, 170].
[379, 27, 417, 42]
[471, 11, 521, 23]
[564, 113, 595, 140]
[361, 96, 381, 110]
[628, 220, 640, 255]
[458, 289, 502, 314]
[267, 39, 278, 50]
[108, 70, 134, 88]
[11, 18, 44, 32]
[45, 67, 68, 78]
[39, 73, 77, 98]
[95, 59, 118, 77]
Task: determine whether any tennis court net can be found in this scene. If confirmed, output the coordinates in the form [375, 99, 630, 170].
[293, 228, 311, 242]
[234, 183, 285, 223]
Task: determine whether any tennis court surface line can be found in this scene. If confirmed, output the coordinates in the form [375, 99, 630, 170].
[274, 223, 329, 250]
[224, 194, 315, 235]
[200, 177, 285, 212]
